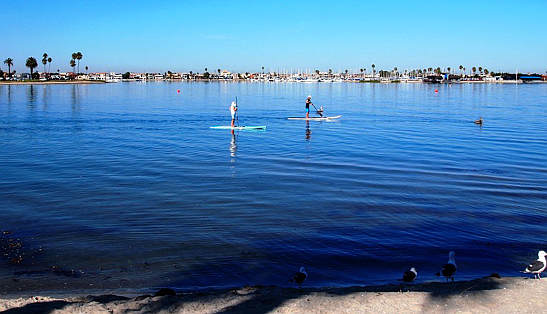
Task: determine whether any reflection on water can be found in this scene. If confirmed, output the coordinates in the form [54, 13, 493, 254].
[27, 85, 36, 109]
[230, 129, 237, 157]
[305, 121, 311, 141]
[71, 84, 80, 112]
[6, 85, 11, 105]
[42, 85, 49, 110]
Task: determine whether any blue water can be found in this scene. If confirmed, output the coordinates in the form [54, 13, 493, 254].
[0, 82, 546, 290]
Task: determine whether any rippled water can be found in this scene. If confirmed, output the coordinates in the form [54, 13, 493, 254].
[0, 82, 546, 289]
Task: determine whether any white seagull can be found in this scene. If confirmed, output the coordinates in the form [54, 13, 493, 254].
[402, 267, 417, 282]
[291, 266, 308, 286]
[523, 250, 547, 279]
[436, 251, 457, 282]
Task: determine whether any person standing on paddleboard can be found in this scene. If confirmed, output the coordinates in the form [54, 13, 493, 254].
[306, 95, 323, 119]
[230, 101, 238, 127]
[306, 96, 312, 119]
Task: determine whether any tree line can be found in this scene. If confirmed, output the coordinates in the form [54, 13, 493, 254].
[1, 52, 85, 80]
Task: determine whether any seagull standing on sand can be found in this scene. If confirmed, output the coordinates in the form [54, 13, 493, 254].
[436, 251, 457, 282]
[291, 266, 307, 286]
[523, 250, 547, 279]
[402, 267, 417, 282]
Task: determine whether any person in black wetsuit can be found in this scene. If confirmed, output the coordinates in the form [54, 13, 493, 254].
[306, 95, 323, 118]
[305, 95, 312, 119]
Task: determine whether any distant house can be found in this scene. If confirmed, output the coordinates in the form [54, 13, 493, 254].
[89, 72, 106, 80]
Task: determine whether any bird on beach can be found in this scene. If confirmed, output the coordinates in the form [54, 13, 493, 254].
[474, 117, 483, 125]
[290, 266, 308, 286]
[402, 267, 417, 282]
[522, 250, 547, 279]
[436, 251, 457, 282]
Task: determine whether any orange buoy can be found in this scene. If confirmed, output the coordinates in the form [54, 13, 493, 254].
[434, 89, 438, 93]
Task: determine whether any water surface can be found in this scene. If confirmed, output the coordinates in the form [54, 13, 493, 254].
[0, 82, 546, 289]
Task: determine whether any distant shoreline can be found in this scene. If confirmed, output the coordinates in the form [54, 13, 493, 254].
[1, 79, 546, 85]
[0, 80, 106, 85]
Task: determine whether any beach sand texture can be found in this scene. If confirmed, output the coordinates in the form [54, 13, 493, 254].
[0, 277, 545, 313]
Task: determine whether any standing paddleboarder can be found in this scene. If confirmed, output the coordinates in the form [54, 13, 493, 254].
[306, 95, 323, 119]
[305, 96, 312, 119]
[230, 101, 238, 127]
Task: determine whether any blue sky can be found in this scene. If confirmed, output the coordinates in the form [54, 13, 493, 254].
[2, 0, 546, 73]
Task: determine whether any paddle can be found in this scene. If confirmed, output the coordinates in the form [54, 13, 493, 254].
[235, 97, 240, 127]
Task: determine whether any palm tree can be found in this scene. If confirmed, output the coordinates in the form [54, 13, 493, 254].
[371, 64, 375, 77]
[459, 65, 463, 75]
[75, 52, 83, 74]
[217, 68, 221, 76]
[42, 58, 47, 73]
[47, 57, 52, 73]
[26, 57, 38, 79]
[447, 67, 451, 74]
[478, 66, 483, 74]
[70, 59, 76, 74]
[3, 58, 13, 77]
[204, 67, 208, 72]
[42, 53, 48, 73]
[484, 69, 489, 75]
[472, 67, 477, 75]
[85, 66, 88, 74]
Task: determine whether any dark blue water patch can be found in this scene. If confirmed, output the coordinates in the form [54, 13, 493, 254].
[0, 82, 546, 289]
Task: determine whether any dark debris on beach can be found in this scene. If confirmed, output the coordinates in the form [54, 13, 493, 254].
[1, 230, 84, 279]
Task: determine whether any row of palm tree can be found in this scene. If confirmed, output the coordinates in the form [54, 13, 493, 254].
[70, 52, 83, 74]
[42, 53, 52, 73]
[324, 64, 490, 78]
[1, 52, 85, 80]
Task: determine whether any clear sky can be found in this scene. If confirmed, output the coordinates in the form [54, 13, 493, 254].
[2, 0, 546, 74]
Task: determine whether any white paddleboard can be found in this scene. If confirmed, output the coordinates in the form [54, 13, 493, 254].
[287, 115, 342, 121]
[210, 125, 266, 130]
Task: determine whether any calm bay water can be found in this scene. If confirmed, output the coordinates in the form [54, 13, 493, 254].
[0, 82, 546, 290]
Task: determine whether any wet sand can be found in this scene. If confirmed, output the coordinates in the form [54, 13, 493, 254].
[0, 277, 545, 313]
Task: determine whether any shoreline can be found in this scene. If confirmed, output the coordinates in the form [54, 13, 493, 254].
[0, 276, 545, 313]
[1, 80, 546, 85]
[0, 80, 106, 85]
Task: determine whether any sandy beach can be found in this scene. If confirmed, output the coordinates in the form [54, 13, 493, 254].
[0, 276, 545, 313]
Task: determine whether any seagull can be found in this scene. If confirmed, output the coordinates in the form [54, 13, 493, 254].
[402, 267, 417, 282]
[290, 266, 307, 286]
[436, 251, 457, 282]
[523, 250, 547, 279]
[474, 117, 483, 125]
